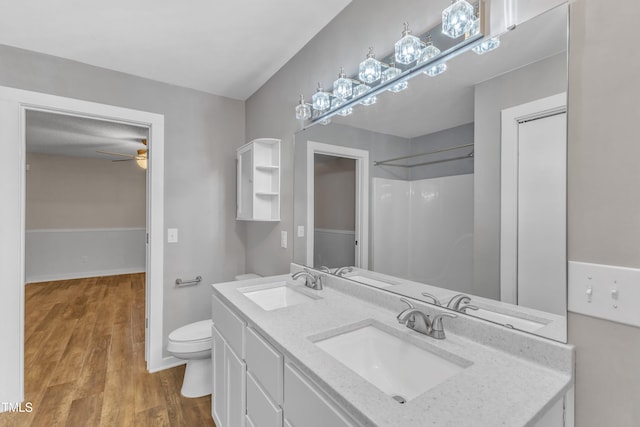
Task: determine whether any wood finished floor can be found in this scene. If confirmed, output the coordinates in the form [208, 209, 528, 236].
[0, 274, 215, 427]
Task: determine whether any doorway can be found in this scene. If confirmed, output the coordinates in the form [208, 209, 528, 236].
[305, 141, 369, 269]
[500, 93, 567, 318]
[0, 86, 165, 406]
[313, 154, 357, 268]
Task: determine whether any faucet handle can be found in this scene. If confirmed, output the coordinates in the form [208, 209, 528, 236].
[319, 266, 332, 273]
[421, 292, 442, 306]
[459, 304, 479, 313]
[429, 312, 457, 339]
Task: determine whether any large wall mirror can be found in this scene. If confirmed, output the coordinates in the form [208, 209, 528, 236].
[293, 5, 569, 342]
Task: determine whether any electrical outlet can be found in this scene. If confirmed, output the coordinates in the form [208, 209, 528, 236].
[281, 231, 287, 249]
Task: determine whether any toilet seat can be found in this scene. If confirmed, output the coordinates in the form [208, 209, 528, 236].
[167, 319, 213, 353]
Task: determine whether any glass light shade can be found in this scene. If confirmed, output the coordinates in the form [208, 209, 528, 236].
[333, 67, 352, 100]
[467, 16, 480, 37]
[295, 102, 311, 120]
[331, 97, 353, 117]
[418, 43, 447, 77]
[358, 48, 382, 84]
[353, 83, 376, 106]
[295, 94, 312, 120]
[394, 23, 423, 65]
[425, 63, 448, 77]
[442, 0, 475, 39]
[312, 84, 331, 112]
[472, 37, 501, 54]
[382, 66, 408, 93]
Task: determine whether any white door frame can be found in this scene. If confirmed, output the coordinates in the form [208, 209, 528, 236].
[500, 92, 566, 304]
[306, 141, 369, 269]
[0, 86, 165, 407]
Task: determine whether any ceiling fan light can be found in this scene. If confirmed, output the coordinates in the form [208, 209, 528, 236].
[136, 150, 147, 170]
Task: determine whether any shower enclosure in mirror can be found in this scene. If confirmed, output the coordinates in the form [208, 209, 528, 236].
[293, 5, 569, 342]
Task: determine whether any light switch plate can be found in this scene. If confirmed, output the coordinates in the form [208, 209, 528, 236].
[297, 225, 305, 238]
[167, 228, 178, 243]
[568, 261, 640, 327]
[281, 230, 287, 249]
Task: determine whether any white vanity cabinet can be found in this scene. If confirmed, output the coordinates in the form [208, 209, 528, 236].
[283, 363, 357, 427]
[237, 138, 281, 221]
[212, 294, 247, 427]
[212, 293, 357, 427]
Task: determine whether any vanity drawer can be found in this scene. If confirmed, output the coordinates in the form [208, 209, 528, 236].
[212, 294, 245, 358]
[247, 372, 283, 427]
[246, 326, 283, 405]
[283, 363, 356, 427]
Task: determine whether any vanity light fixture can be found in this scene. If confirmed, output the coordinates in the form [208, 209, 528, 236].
[395, 22, 423, 65]
[381, 63, 408, 93]
[472, 36, 501, 54]
[354, 83, 377, 106]
[442, 0, 475, 39]
[331, 97, 354, 116]
[312, 82, 331, 113]
[294, 1, 486, 123]
[418, 36, 447, 77]
[358, 47, 382, 84]
[333, 67, 353, 100]
[295, 94, 312, 120]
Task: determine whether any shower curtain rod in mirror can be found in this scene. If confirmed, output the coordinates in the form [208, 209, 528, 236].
[374, 143, 474, 168]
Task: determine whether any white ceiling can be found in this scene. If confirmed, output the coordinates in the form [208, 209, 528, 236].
[26, 111, 149, 160]
[0, 0, 352, 100]
[331, 5, 567, 139]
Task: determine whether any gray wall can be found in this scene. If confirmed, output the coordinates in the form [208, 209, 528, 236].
[25, 152, 146, 229]
[409, 122, 474, 181]
[568, 0, 640, 425]
[0, 44, 246, 357]
[473, 52, 567, 300]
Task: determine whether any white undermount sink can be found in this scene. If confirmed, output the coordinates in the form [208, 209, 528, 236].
[314, 323, 470, 402]
[240, 282, 318, 311]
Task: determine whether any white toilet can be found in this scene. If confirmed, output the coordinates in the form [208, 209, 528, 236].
[167, 319, 213, 398]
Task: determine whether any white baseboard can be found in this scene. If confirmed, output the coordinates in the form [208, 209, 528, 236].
[148, 355, 186, 373]
[26, 268, 145, 284]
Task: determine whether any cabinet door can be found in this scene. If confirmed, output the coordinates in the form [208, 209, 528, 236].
[211, 326, 226, 427]
[283, 363, 356, 427]
[247, 372, 282, 427]
[225, 343, 247, 427]
[237, 146, 254, 220]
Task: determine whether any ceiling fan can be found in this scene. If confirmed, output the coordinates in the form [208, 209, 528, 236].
[97, 138, 148, 169]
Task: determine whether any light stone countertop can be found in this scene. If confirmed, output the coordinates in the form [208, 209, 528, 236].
[212, 272, 574, 427]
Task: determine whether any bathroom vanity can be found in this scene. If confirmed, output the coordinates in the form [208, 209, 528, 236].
[211, 267, 573, 427]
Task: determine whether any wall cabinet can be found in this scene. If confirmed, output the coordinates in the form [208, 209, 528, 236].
[237, 138, 281, 221]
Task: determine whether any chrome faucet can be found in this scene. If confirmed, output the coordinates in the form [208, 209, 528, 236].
[291, 270, 324, 290]
[334, 266, 353, 276]
[446, 294, 479, 313]
[396, 298, 457, 339]
[319, 266, 332, 273]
